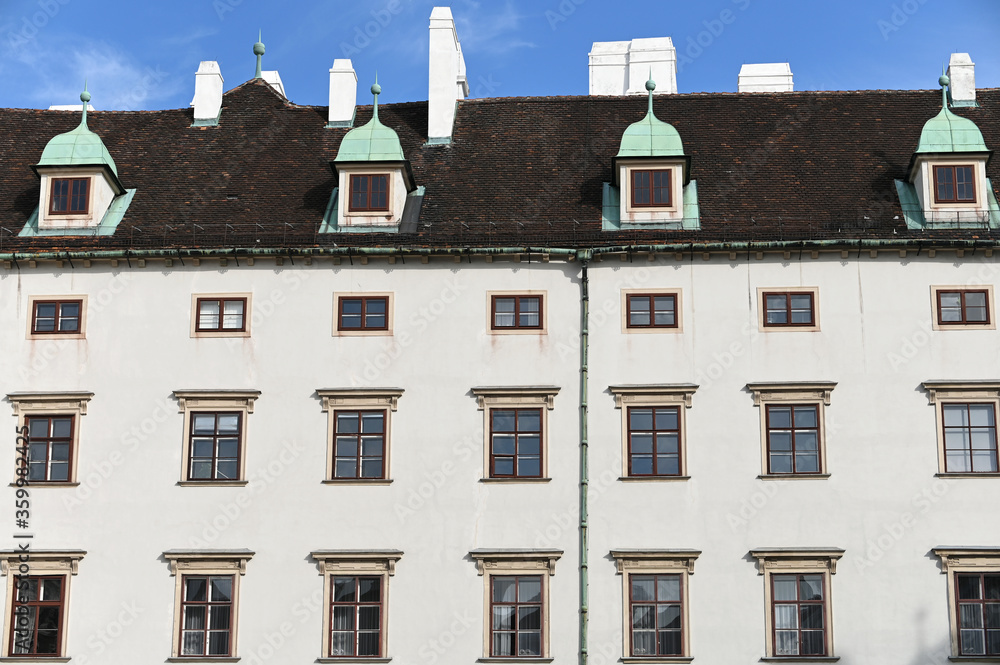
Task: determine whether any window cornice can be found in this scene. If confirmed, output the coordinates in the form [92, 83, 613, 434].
[746, 382, 837, 406]
[609, 549, 701, 575]
[932, 547, 1000, 573]
[163, 549, 255, 575]
[0, 550, 86, 576]
[6, 392, 93, 415]
[469, 549, 563, 576]
[172, 390, 260, 413]
[309, 550, 403, 576]
[749, 548, 845, 575]
[609, 384, 698, 409]
[471, 387, 560, 410]
[317, 388, 404, 412]
[922, 381, 1000, 404]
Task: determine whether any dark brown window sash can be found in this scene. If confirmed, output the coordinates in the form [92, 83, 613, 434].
[48, 177, 89, 215]
[348, 174, 390, 212]
[933, 165, 977, 203]
[195, 298, 247, 332]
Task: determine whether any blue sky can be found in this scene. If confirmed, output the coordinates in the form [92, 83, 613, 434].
[1, 0, 998, 110]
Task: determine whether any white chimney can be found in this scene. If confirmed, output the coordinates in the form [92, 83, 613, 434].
[261, 71, 286, 99]
[191, 61, 224, 124]
[589, 38, 677, 96]
[328, 59, 358, 127]
[738, 63, 793, 93]
[948, 53, 976, 107]
[428, 6, 468, 144]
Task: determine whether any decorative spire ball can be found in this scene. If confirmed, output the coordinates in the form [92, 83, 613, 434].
[939, 72, 950, 108]
[646, 77, 656, 92]
[371, 82, 382, 95]
[79, 81, 90, 127]
[939, 74, 950, 88]
[371, 75, 381, 120]
[646, 72, 656, 116]
[253, 31, 265, 79]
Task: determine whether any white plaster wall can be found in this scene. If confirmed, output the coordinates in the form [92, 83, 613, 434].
[0, 253, 997, 662]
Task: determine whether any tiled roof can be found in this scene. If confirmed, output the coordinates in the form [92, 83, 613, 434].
[1, 79, 998, 253]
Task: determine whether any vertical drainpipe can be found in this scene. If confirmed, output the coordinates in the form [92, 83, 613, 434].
[578, 250, 592, 665]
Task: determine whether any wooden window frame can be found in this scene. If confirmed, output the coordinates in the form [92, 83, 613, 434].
[186, 412, 243, 482]
[7, 392, 92, 487]
[933, 548, 1000, 659]
[8, 575, 64, 657]
[337, 296, 390, 332]
[629, 169, 672, 208]
[48, 177, 90, 216]
[489, 407, 543, 479]
[0, 550, 84, 661]
[194, 296, 248, 334]
[491, 294, 544, 332]
[750, 549, 843, 660]
[469, 549, 562, 662]
[24, 416, 74, 484]
[764, 404, 823, 476]
[318, 389, 402, 485]
[332, 410, 387, 480]
[610, 385, 696, 481]
[473, 387, 559, 483]
[933, 164, 977, 204]
[179, 574, 235, 658]
[923, 382, 1000, 477]
[624, 292, 679, 330]
[931, 286, 995, 330]
[173, 391, 259, 486]
[611, 550, 699, 663]
[348, 174, 390, 212]
[164, 550, 253, 662]
[490, 574, 544, 659]
[29, 299, 84, 336]
[310, 550, 402, 663]
[332, 293, 394, 337]
[748, 383, 835, 479]
[760, 290, 818, 330]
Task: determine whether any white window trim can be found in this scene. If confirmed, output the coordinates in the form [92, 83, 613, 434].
[469, 549, 562, 663]
[25, 295, 88, 340]
[750, 548, 844, 661]
[472, 387, 560, 482]
[190, 293, 253, 338]
[173, 390, 260, 486]
[912, 156, 989, 214]
[619, 159, 686, 223]
[609, 384, 697, 481]
[756, 287, 821, 333]
[337, 167, 407, 228]
[7, 392, 93, 486]
[310, 550, 403, 663]
[930, 285, 996, 331]
[317, 388, 404, 484]
[487, 291, 548, 335]
[332, 292, 395, 337]
[933, 547, 1000, 660]
[0, 550, 85, 662]
[610, 550, 700, 663]
[163, 550, 253, 662]
[922, 381, 1000, 477]
[620, 289, 683, 334]
[747, 382, 836, 479]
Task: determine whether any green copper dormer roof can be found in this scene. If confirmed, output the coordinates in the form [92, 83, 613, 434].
[916, 74, 989, 154]
[335, 78, 405, 163]
[616, 76, 685, 158]
[36, 87, 120, 176]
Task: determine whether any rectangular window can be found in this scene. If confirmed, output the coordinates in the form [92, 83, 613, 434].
[188, 412, 242, 481]
[492, 295, 542, 330]
[627, 406, 681, 477]
[180, 575, 234, 657]
[490, 408, 542, 478]
[333, 410, 386, 479]
[629, 574, 683, 657]
[763, 292, 815, 327]
[937, 289, 991, 326]
[349, 174, 389, 212]
[31, 299, 82, 334]
[771, 574, 827, 656]
[9, 576, 63, 656]
[935, 165, 976, 203]
[626, 294, 677, 328]
[765, 405, 821, 475]
[196, 297, 247, 333]
[630, 169, 672, 208]
[48, 178, 89, 214]
[26, 416, 73, 482]
[329, 576, 382, 657]
[491, 575, 543, 657]
[956, 573, 1000, 656]
[942, 403, 998, 473]
[338, 297, 388, 331]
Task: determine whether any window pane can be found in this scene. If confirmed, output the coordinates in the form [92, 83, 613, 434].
[358, 631, 380, 656]
[517, 457, 541, 477]
[632, 631, 655, 656]
[775, 605, 798, 630]
[795, 453, 820, 473]
[961, 630, 986, 655]
[769, 407, 792, 428]
[773, 576, 797, 601]
[658, 605, 681, 629]
[222, 300, 244, 329]
[41, 578, 62, 600]
[29, 418, 50, 438]
[359, 606, 380, 630]
[361, 436, 383, 456]
[801, 630, 825, 655]
[656, 433, 679, 455]
[493, 411, 516, 432]
[972, 450, 998, 473]
[209, 605, 231, 630]
[657, 576, 680, 602]
[794, 407, 817, 428]
[518, 632, 541, 656]
[986, 576, 1000, 600]
[518, 435, 540, 456]
[217, 438, 239, 459]
[801, 604, 824, 629]
[333, 578, 356, 602]
[631, 455, 653, 475]
[518, 606, 541, 630]
[630, 409, 653, 431]
[208, 631, 230, 655]
[493, 577, 516, 602]
[518, 410, 541, 432]
[184, 606, 206, 630]
[360, 458, 383, 478]
[492, 632, 515, 656]
[658, 630, 682, 656]
[519, 577, 541, 603]
[51, 418, 72, 438]
[216, 460, 238, 479]
[182, 632, 205, 655]
[494, 458, 514, 475]
[655, 408, 678, 430]
[632, 576, 655, 602]
[193, 414, 217, 435]
[336, 436, 358, 457]
[632, 605, 654, 629]
[186, 578, 207, 602]
[769, 431, 793, 451]
[330, 631, 354, 656]
[492, 434, 515, 456]
[493, 606, 515, 630]
[192, 439, 214, 458]
[969, 405, 996, 427]
[962, 603, 985, 629]
[211, 577, 232, 602]
[359, 577, 381, 602]
[631, 433, 653, 454]
[199, 301, 220, 328]
[49, 461, 69, 482]
[800, 575, 824, 600]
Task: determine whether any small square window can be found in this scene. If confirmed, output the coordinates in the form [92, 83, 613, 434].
[474, 387, 558, 482]
[626, 294, 677, 329]
[934, 165, 977, 203]
[27, 296, 87, 339]
[174, 391, 259, 485]
[763, 292, 814, 327]
[191, 294, 252, 338]
[749, 383, 834, 479]
[932, 286, 994, 329]
[338, 297, 388, 332]
[492, 295, 543, 331]
[923, 383, 1000, 476]
[630, 169, 672, 208]
[48, 177, 89, 215]
[349, 174, 389, 212]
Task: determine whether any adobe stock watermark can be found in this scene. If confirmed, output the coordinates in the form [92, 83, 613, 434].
[75, 601, 143, 664]
[676, 0, 752, 73]
[338, 0, 412, 59]
[6, 0, 71, 52]
[876, 0, 931, 41]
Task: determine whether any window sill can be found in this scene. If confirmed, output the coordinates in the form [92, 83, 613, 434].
[936, 473, 1000, 479]
[333, 330, 394, 337]
[477, 659, 554, 664]
[949, 658, 1000, 662]
[759, 326, 821, 333]
[317, 659, 392, 664]
[480, 477, 552, 484]
[487, 329, 548, 336]
[8, 482, 80, 488]
[191, 331, 252, 338]
[177, 481, 249, 487]
[322, 479, 393, 486]
[759, 658, 839, 663]
[621, 657, 693, 664]
[758, 474, 831, 481]
[619, 476, 690, 482]
[0, 659, 72, 663]
[166, 659, 240, 663]
[27, 333, 86, 340]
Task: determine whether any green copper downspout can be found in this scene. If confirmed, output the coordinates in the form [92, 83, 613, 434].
[578, 249, 592, 665]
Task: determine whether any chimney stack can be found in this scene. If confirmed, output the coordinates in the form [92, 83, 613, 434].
[948, 53, 976, 107]
[191, 61, 224, 126]
[589, 38, 677, 96]
[428, 6, 468, 144]
[328, 59, 358, 127]
[738, 63, 793, 92]
[261, 70, 286, 98]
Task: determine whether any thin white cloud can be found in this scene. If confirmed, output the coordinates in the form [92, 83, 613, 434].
[454, 1, 536, 55]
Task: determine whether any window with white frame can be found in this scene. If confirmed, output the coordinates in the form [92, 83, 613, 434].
[190, 294, 252, 338]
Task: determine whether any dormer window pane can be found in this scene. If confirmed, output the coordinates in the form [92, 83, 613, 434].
[630, 169, 672, 208]
[934, 166, 976, 203]
[349, 175, 390, 212]
[49, 178, 89, 214]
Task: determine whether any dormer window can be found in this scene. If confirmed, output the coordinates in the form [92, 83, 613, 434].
[631, 169, 671, 208]
[49, 178, 90, 215]
[934, 165, 976, 203]
[350, 174, 389, 212]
